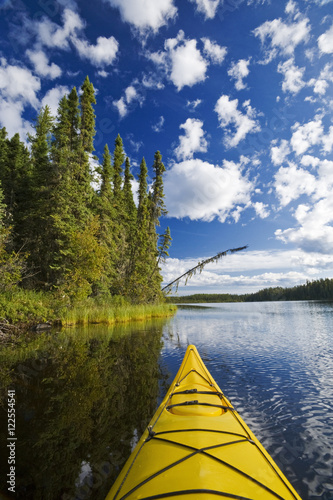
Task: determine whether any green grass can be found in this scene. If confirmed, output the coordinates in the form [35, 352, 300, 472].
[0, 289, 177, 328]
[60, 299, 177, 326]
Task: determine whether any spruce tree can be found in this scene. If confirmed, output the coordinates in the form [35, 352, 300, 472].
[26, 106, 54, 286]
[126, 157, 152, 302]
[3, 133, 33, 251]
[94, 144, 117, 295]
[80, 76, 96, 154]
[49, 82, 101, 299]
[113, 134, 125, 201]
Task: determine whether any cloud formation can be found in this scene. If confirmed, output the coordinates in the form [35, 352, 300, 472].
[214, 95, 261, 148]
[72, 35, 119, 67]
[26, 49, 62, 79]
[318, 23, 333, 54]
[277, 58, 306, 94]
[148, 31, 227, 90]
[254, 16, 310, 61]
[228, 58, 251, 90]
[105, 0, 177, 32]
[164, 158, 254, 222]
[175, 118, 208, 160]
[189, 0, 222, 19]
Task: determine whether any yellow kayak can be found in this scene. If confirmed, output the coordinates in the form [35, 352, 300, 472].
[106, 344, 302, 500]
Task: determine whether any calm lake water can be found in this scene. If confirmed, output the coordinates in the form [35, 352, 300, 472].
[0, 301, 332, 500]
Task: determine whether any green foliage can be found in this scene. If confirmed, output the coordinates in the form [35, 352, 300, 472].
[245, 278, 333, 302]
[167, 278, 333, 303]
[0, 184, 24, 292]
[0, 76, 171, 318]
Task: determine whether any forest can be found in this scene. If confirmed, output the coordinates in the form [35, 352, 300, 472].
[0, 76, 172, 321]
[167, 278, 333, 303]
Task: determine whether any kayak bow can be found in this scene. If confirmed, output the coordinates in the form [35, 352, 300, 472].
[106, 344, 302, 500]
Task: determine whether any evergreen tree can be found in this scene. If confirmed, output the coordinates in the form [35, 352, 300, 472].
[94, 144, 117, 295]
[0, 182, 24, 291]
[110, 135, 127, 295]
[80, 76, 96, 154]
[48, 83, 101, 299]
[150, 150, 167, 227]
[147, 151, 168, 300]
[125, 157, 160, 302]
[122, 157, 136, 222]
[2, 133, 33, 251]
[113, 134, 125, 201]
[26, 106, 54, 285]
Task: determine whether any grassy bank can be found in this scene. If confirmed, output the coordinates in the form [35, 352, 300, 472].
[61, 299, 177, 326]
[0, 289, 176, 330]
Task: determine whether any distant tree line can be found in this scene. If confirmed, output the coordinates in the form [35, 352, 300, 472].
[167, 278, 333, 303]
[0, 76, 171, 304]
[244, 278, 333, 302]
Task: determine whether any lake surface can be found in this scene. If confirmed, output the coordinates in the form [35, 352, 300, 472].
[0, 301, 332, 500]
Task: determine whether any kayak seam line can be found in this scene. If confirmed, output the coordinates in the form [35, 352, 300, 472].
[135, 489, 255, 499]
[176, 369, 213, 387]
[226, 412, 300, 500]
[166, 401, 235, 411]
[146, 436, 287, 500]
[117, 439, 250, 500]
[148, 429, 249, 440]
[170, 390, 224, 397]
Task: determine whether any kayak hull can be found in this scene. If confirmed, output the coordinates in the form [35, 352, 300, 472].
[106, 345, 302, 500]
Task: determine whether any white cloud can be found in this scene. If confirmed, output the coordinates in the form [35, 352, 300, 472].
[113, 84, 143, 118]
[113, 97, 128, 118]
[41, 85, 70, 116]
[186, 99, 202, 111]
[0, 59, 40, 109]
[274, 162, 316, 206]
[0, 99, 33, 140]
[28, 9, 119, 68]
[290, 118, 333, 155]
[254, 17, 310, 61]
[175, 118, 208, 160]
[252, 201, 270, 218]
[277, 58, 306, 93]
[201, 38, 227, 64]
[285, 0, 297, 14]
[149, 30, 208, 90]
[104, 0, 177, 32]
[26, 49, 62, 79]
[276, 202, 333, 253]
[271, 139, 291, 165]
[318, 23, 333, 54]
[162, 248, 333, 294]
[168, 33, 207, 90]
[189, 0, 222, 19]
[275, 157, 333, 253]
[164, 158, 254, 222]
[214, 95, 261, 148]
[308, 63, 333, 96]
[72, 35, 119, 67]
[152, 115, 165, 132]
[98, 70, 109, 78]
[227, 58, 251, 90]
[36, 8, 83, 49]
[142, 73, 165, 89]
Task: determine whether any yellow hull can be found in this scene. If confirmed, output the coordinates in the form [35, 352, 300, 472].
[106, 345, 302, 499]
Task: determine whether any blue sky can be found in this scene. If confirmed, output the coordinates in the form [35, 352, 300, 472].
[1, 0, 333, 295]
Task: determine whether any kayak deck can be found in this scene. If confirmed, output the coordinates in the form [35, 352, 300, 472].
[106, 345, 302, 500]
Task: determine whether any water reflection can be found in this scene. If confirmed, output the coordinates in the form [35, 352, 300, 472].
[0, 319, 168, 500]
[1, 303, 332, 500]
[162, 302, 333, 500]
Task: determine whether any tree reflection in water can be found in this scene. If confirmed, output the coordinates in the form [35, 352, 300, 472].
[0, 320, 167, 500]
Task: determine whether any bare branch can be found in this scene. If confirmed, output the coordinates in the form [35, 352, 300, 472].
[162, 245, 248, 293]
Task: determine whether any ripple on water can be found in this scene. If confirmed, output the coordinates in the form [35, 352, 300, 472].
[162, 302, 333, 499]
